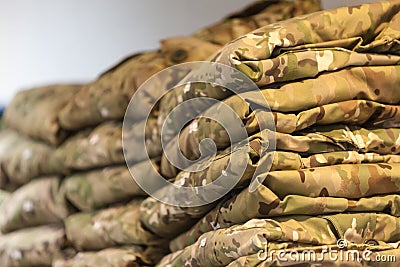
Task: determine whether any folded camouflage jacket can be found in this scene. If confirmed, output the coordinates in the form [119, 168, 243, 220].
[52, 121, 124, 172]
[158, 213, 400, 267]
[65, 199, 166, 251]
[0, 225, 66, 267]
[0, 130, 62, 190]
[61, 160, 159, 212]
[3, 84, 81, 146]
[58, 0, 321, 131]
[158, 1, 400, 144]
[0, 177, 74, 233]
[160, 65, 400, 172]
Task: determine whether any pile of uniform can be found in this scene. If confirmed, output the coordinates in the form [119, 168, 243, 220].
[2, 0, 400, 266]
[0, 1, 321, 266]
[151, 1, 400, 266]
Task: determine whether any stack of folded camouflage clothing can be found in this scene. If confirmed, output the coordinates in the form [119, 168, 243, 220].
[0, 1, 321, 266]
[146, 1, 400, 266]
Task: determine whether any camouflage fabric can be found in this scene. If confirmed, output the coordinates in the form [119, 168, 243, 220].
[192, 0, 321, 46]
[62, 161, 159, 212]
[53, 246, 167, 267]
[65, 199, 165, 251]
[172, 188, 400, 252]
[125, 117, 162, 163]
[52, 121, 124, 172]
[158, 0, 400, 143]
[58, 0, 321, 131]
[228, 242, 400, 267]
[158, 213, 400, 267]
[58, 51, 166, 130]
[162, 64, 400, 163]
[0, 177, 74, 233]
[0, 225, 66, 267]
[140, 136, 265, 238]
[214, 1, 400, 84]
[3, 84, 81, 146]
[0, 130, 62, 190]
[0, 190, 9, 207]
[161, 125, 400, 178]
[157, 0, 322, 136]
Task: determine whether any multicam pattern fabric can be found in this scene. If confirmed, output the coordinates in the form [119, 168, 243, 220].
[162, 65, 400, 166]
[171, 187, 400, 252]
[61, 161, 158, 212]
[0, 177, 73, 233]
[140, 136, 265, 238]
[58, 0, 321, 131]
[0, 130, 62, 190]
[161, 124, 400, 178]
[0, 225, 66, 267]
[158, 213, 400, 267]
[3, 1, 400, 267]
[214, 1, 400, 83]
[64, 200, 165, 251]
[52, 121, 124, 172]
[3, 84, 81, 145]
[0, 190, 9, 207]
[155, 1, 400, 267]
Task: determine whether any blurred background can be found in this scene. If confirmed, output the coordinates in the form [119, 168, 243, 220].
[0, 0, 379, 106]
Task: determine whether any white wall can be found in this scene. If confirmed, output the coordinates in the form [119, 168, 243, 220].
[0, 0, 380, 106]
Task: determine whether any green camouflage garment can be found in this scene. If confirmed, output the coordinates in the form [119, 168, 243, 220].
[158, 0, 400, 148]
[0, 130, 62, 190]
[52, 121, 124, 173]
[61, 160, 160, 212]
[139, 135, 266, 239]
[157, 213, 400, 267]
[170, 151, 400, 251]
[3, 84, 81, 146]
[58, 0, 320, 131]
[64, 199, 166, 251]
[0, 225, 66, 267]
[155, 1, 400, 266]
[0, 177, 74, 233]
[157, 0, 321, 136]
[0, 190, 9, 207]
[161, 65, 400, 174]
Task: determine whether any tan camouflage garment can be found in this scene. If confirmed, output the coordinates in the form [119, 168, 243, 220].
[4, 1, 400, 267]
[158, 213, 400, 267]
[0, 130, 62, 190]
[52, 121, 124, 172]
[0, 225, 66, 267]
[3, 85, 81, 146]
[0, 177, 74, 233]
[153, 1, 400, 267]
[61, 163, 154, 212]
[0, 190, 9, 207]
[161, 65, 400, 173]
[0, 3, 325, 266]
[64, 199, 166, 251]
[58, 0, 321, 131]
